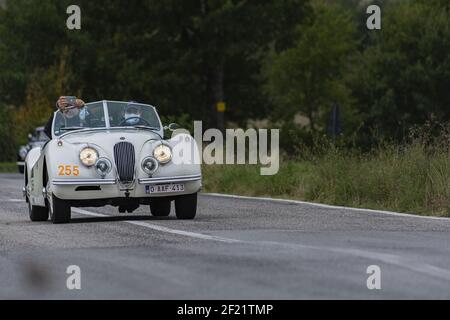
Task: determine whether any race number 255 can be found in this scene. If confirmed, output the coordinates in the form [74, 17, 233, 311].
[58, 165, 79, 176]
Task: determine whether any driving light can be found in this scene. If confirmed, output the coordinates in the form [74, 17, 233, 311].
[95, 158, 112, 177]
[141, 157, 159, 174]
[153, 144, 172, 164]
[79, 147, 98, 167]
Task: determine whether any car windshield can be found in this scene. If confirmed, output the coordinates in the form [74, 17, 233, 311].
[53, 101, 161, 136]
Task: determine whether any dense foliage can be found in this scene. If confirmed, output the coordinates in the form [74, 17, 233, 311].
[0, 0, 449, 160]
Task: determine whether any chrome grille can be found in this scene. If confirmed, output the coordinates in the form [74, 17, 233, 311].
[113, 142, 135, 183]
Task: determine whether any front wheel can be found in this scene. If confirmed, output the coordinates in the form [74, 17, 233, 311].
[175, 193, 197, 220]
[28, 199, 49, 221]
[49, 194, 71, 224]
[150, 198, 171, 217]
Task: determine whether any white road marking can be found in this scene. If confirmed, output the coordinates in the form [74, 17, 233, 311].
[72, 208, 240, 243]
[260, 241, 450, 282]
[72, 207, 450, 282]
[7, 196, 450, 281]
[204, 193, 450, 221]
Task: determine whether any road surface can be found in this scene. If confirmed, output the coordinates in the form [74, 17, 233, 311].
[0, 173, 449, 299]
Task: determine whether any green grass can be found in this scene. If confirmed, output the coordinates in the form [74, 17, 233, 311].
[0, 162, 17, 173]
[203, 142, 450, 217]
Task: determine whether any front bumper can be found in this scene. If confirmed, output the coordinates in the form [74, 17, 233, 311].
[51, 174, 202, 200]
[138, 174, 201, 184]
[53, 178, 117, 186]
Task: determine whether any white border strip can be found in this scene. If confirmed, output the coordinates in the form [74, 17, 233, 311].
[203, 193, 450, 221]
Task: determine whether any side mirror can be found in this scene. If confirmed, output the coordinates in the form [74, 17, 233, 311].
[164, 123, 180, 131]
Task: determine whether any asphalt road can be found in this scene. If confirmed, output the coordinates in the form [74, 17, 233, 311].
[0, 173, 449, 299]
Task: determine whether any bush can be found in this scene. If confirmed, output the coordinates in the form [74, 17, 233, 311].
[0, 105, 17, 162]
[203, 124, 450, 216]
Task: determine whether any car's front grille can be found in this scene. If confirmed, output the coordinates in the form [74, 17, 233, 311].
[113, 142, 135, 184]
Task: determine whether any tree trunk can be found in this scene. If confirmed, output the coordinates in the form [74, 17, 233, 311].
[211, 61, 225, 132]
[308, 107, 315, 133]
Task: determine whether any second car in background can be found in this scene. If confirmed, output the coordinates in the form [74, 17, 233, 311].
[17, 127, 48, 174]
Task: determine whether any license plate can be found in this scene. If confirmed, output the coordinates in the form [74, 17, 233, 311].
[145, 183, 185, 194]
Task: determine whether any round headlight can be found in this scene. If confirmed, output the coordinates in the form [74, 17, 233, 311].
[95, 158, 112, 177]
[79, 147, 98, 167]
[141, 157, 159, 175]
[153, 144, 172, 164]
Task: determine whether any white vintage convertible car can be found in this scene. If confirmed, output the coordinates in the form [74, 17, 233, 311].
[23, 100, 201, 223]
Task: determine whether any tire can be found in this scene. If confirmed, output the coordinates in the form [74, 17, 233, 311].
[150, 198, 171, 217]
[175, 193, 197, 220]
[18, 165, 24, 174]
[28, 199, 49, 222]
[49, 194, 71, 224]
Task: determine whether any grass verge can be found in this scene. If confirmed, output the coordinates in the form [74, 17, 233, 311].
[0, 162, 17, 173]
[202, 142, 449, 217]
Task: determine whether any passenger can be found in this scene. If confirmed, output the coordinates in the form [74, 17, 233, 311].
[44, 96, 86, 138]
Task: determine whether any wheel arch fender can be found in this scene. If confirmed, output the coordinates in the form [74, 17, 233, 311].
[26, 147, 46, 206]
[25, 147, 41, 174]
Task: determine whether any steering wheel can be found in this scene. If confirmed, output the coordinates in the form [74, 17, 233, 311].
[118, 117, 151, 127]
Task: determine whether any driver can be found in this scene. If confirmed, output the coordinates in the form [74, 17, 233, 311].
[120, 102, 147, 126]
[44, 96, 86, 138]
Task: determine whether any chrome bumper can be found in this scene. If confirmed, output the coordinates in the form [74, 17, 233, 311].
[52, 174, 202, 186]
[138, 174, 202, 184]
[52, 178, 116, 186]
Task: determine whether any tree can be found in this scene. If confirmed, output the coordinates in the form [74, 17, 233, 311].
[0, 104, 16, 161]
[263, 2, 358, 133]
[13, 47, 73, 145]
[349, 0, 450, 142]
[175, 0, 311, 128]
[0, 0, 69, 106]
[0, 0, 310, 123]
